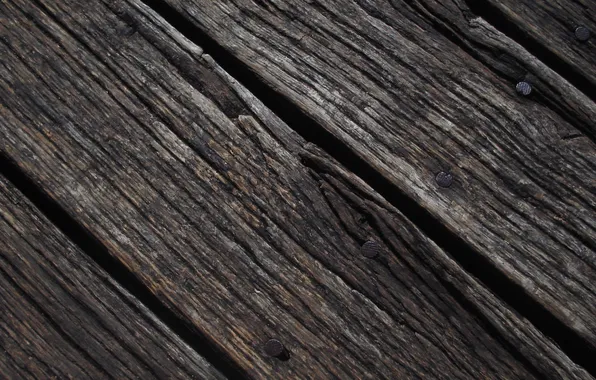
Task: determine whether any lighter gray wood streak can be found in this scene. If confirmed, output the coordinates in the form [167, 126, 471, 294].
[470, 16, 594, 106]
[1, 0, 497, 378]
[162, 0, 596, 348]
[0, 176, 226, 379]
[0, 0, 588, 378]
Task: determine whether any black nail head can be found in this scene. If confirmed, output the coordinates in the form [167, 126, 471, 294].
[575, 26, 591, 42]
[361, 240, 381, 258]
[516, 82, 532, 96]
[264, 339, 285, 357]
[436, 171, 453, 188]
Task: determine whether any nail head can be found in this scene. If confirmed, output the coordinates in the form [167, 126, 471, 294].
[575, 26, 591, 42]
[264, 339, 285, 357]
[516, 82, 532, 96]
[435, 171, 453, 188]
[361, 240, 381, 258]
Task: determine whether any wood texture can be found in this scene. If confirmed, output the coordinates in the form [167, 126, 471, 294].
[406, 0, 596, 139]
[0, 176, 225, 379]
[0, 0, 590, 378]
[467, 0, 596, 91]
[156, 0, 596, 350]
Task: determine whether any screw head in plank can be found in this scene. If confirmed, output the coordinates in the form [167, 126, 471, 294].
[575, 26, 591, 42]
[516, 82, 532, 96]
[361, 240, 382, 258]
[435, 171, 454, 188]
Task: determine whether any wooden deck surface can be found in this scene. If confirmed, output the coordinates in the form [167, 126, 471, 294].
[0, 0, 594, 378]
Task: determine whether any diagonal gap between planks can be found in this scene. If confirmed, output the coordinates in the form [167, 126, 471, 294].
[3, 0, 592, 374]
[16, 3, 395, 369]
[399, 0, 596, 143]
[0, 153, 248, 380]
[0, 261, 112, 378]
[137, 0, 596, 374]
[308, 167, 546, 378]
[4, 1, 391, 375]
[461, 0, 596, 103]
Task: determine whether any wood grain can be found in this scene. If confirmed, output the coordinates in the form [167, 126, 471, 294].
[466, 0, 596, 92]
[0, 175, 226, 379]
[0, 0, 590, 378]
[154, 0, 596, 351]
[405, 0, 596, 139]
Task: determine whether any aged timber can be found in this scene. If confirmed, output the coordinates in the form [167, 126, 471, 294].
[0, 175, 226, 379]
[148, 0, 596, 361]
[0, 0, 592, 378]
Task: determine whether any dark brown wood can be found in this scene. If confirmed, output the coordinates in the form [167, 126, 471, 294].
[0, 176, 226, 379]
[0, 0, 591, 378]
[153, 0, 596, 352]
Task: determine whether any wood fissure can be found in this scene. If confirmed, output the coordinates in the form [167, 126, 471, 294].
[301, 148, 596, 373]
[0, 262, 113, 378]
[134, 0, 596, 372]
[297, 147, 592, 379]
[0, 0, 593, 377]
[0, 154, 247, 379]
[0, 173, 228, 379]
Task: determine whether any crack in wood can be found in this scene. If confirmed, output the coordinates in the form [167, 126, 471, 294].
[135, 0, 596, 375]
[402, 0, 595, 142]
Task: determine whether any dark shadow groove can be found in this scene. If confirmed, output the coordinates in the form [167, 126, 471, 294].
[313, 168, 544, 378]
[138, 0, 596, 375]
[0, 153, 248, 380]
[416, 265, 547, 380]
[463, 0, 596, 102]
[0, 263, 112, 377]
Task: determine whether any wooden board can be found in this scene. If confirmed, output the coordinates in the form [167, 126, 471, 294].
[464, 0, 596, 93]
[405, 0, 596, 139]
[0, 176, 226, 379]
[152, 0, 596, 354]
[0, 0, 591, 378]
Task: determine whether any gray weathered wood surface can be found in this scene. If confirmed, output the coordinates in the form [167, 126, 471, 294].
[465, 0, 596, 91]
[156, 0, 596, 350]
[405, 0, 596, 138]
[0, 0, 591, 378]
[0, 175, 226, 379]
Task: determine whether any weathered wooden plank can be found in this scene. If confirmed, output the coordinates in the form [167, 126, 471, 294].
[0, 0, 590, 378]
[0, 176, 226, 379]
[464, 0, 596, 92]
[298, 146, 593, 380]
[404, 0, 596, 138]
[151, 0, 596, 352]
